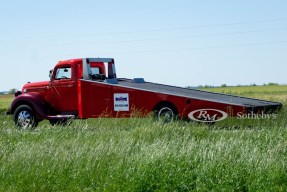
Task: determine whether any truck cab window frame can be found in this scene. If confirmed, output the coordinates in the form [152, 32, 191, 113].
[54, 67, 72, 80]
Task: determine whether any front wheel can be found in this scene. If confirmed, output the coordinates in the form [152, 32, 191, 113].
[14, 105, 38, 129]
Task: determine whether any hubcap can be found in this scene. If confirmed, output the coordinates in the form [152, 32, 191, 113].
[17, 110, 32, 128]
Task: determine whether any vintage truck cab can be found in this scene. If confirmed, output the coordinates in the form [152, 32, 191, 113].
[8, 58, 115, 128]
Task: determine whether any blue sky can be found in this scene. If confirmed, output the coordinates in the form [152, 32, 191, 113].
[0, 0, 286, 91]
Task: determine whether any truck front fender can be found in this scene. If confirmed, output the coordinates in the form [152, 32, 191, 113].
[9, 93, 48, 120]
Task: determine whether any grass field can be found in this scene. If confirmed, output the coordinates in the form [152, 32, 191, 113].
[0, 94, 13, 114]
[0, 86, 286, 191]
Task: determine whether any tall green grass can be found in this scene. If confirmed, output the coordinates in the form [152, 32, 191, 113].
[1, 116, 287, 191]
[0, 94, 13, 114]
[0, 86, 286, 191]
[202, 85, 287, 103]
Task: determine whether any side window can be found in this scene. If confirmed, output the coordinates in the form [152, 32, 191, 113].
[55, 67, 72, 80]
[91, 67, 100, 75]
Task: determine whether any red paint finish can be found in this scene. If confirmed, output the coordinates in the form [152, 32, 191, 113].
[77, 79, 248, 119]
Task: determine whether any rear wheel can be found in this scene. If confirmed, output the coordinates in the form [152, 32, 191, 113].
[154, 104, 178, 124]
[14, 105, 38, 130]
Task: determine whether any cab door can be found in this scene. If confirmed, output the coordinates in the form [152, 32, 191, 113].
[50, 65, 78, 112]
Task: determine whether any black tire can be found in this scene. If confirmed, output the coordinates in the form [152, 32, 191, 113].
[14, 105, 38, 129]
[154, 104, 178, 124]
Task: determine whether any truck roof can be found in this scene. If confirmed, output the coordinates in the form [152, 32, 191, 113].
[56, 58, 114, 66]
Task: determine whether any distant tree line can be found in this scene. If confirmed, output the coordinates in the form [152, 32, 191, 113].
[0, 88, 17, 95]
[187, 82, 280, 89]
[9, 88, 17, 94]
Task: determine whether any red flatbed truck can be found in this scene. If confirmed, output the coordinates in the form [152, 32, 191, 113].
[7, 58, 282, 129]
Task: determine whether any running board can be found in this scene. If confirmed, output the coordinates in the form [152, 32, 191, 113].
[47, 115, 75, 120]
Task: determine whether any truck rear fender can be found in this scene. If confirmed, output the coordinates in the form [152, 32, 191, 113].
[10, 93, 48, 120]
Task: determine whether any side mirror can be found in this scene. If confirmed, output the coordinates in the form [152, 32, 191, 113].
[49, 70, 53, 80]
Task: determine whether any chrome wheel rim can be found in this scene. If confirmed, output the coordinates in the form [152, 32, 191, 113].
[158, 107, 174, 123]
[17, 110, 32, 128]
